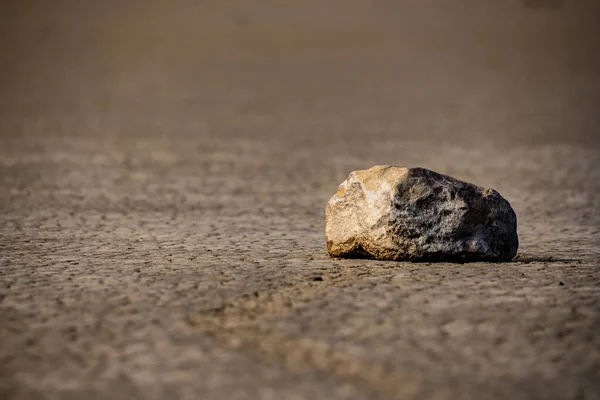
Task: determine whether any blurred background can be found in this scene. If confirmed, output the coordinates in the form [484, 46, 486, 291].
[1, 0, 599, 146]
[1, 1, 599, 399]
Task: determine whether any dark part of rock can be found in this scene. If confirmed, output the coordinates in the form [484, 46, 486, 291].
[326, 166, 519, 262]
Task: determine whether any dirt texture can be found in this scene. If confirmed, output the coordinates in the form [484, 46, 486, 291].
[1, 1, 599, 399]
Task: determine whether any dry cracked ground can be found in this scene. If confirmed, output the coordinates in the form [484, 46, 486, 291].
[1, 1, 599, 399]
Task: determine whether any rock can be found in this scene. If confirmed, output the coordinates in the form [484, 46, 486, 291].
[326, 166, 518, 262]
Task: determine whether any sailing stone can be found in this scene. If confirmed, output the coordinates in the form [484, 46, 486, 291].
[326, 166, 518, 262]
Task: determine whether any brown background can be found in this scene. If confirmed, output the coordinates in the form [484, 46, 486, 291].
[1, 1, 599, 399]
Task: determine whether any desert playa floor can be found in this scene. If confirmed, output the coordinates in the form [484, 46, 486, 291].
[1, 1, 599, 399]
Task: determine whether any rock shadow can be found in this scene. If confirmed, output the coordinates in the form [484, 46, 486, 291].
[512, 254, 583, 264]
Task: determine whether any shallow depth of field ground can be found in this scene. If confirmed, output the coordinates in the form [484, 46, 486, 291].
[1, 2, 599, 399]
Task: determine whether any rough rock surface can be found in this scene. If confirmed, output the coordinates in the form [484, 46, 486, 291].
[326, 166, 519, 262]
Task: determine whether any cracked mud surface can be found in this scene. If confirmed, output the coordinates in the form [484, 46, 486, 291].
[1, 2, 599, 399]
